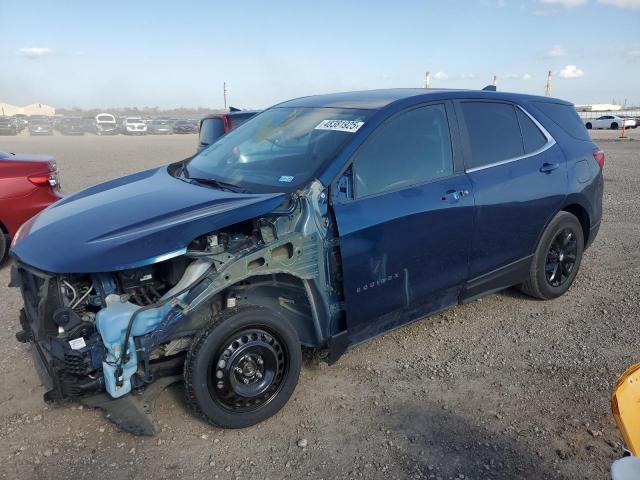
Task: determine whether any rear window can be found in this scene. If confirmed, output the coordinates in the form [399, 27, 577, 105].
[199, 118, 225, 146]
[229, 115, 253, 130]
[516, 108, 547, 153]
[532, 102, 590, 141]
[460, 102, 524, 169]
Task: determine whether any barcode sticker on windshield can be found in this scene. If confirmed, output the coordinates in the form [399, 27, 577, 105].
[314, 119, 364, 133]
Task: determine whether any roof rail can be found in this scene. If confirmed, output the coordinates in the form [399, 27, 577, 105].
[482, 85, 497, 91]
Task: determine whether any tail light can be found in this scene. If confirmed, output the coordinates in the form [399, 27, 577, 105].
[593, 148, 605, 169]
[29, 162, 60, 189]
[222, 114, 231, 133]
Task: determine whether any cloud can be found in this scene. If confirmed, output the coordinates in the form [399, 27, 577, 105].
[547, 44, 567, 57]
[434, 71, 449, 81]
[558, 65, 584, 78]
[17, 47, 52, 58]
[480, 0, 507, 7]
[598, 0, 640, 8]
[504, 73, 532, 80]
[541, 0, 588, 7]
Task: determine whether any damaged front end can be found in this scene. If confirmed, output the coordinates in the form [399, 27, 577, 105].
[11, 180, 342, 435]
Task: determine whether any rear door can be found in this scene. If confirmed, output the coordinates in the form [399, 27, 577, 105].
[332, 102, 474, 342]
[455, 100, 567, 297]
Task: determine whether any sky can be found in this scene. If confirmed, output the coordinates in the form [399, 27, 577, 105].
[1, 0, 639, 109]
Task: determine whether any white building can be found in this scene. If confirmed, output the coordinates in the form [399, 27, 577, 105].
[575, 104, 622, 112]
[0, 102, 55, 116]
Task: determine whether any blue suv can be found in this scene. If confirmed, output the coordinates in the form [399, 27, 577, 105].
[10, 88, 603, 433]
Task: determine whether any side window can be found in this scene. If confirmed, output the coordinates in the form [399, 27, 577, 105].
[353, 104, 453, 198]
[516, 108, 547, 153]
[533, 102, 591, 141]
[460, 102, 524, 169]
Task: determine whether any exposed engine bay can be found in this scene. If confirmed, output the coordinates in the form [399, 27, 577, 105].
[12, 181, 342, 432]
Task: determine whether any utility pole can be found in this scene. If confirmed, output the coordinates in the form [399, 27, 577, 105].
[223, 82, 228, 110]
[424, 70, 431, 89]
[545, 70, 552, 97]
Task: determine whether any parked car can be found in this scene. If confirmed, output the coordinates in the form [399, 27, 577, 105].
[0, 151, 62, 261]
[13, 114, 28, 131]
[147, 119, 174, 135]
[95, 113, 119, 135]
[0, 117, 19, 135]
[28, 118, 53, 136]
[58, 118, 85, 136]
[9, 88, 603, 435]
[121, 117, 147, 135]
[198, 110, 260, 151]
[173, 119, 198, 134]
[584, 115, 637, 130]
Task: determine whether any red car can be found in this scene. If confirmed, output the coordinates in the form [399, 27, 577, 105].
[0, 151, 62, 260]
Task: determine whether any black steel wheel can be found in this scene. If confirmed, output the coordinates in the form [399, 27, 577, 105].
[519, 211, 584, 300]
[585, 122, 592, 130]
[208, 328, 287, 412]
[184, 306, 301, 428]
[611, 122, 619, 130]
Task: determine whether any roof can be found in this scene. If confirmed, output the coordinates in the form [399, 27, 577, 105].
[275, 88, 572, 110]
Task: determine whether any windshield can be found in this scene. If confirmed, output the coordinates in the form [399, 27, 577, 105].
[186, 107, 372, 193]
[126, 118, 142, 123]
[97, 115, 114, 122]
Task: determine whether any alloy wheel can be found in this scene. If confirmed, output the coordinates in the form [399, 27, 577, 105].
[545, 228, 578, 288]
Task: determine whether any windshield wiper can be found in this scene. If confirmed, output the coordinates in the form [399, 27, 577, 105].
[189, 177, 250, 194]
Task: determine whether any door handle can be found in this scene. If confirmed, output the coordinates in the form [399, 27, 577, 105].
[441, 189, 460, 203]
[539, 162, 560, 174]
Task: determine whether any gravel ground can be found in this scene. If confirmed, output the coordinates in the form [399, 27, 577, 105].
[0, 129, 638, 480]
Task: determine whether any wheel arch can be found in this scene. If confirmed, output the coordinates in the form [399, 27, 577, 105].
[560, 202, 591, 245]
[532, 200, 592, 258]
[222, 273, 328, 348]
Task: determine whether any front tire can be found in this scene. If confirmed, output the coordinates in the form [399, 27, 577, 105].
[585, 122, 592, 130]
[519, 211, 584, 300]
[184, 306, 302, 429]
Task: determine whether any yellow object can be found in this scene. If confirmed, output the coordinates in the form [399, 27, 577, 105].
[612, 363, 640, 456]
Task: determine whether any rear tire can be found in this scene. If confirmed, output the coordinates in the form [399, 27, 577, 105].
[184, 306, 302, 429]
[0, 232, 7, 263]
[611, 122, 619, 130]
[519, 211, 584, 300]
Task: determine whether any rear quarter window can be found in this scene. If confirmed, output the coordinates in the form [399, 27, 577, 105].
[532, 102, 590, 141]
[516, 108, 547, 153]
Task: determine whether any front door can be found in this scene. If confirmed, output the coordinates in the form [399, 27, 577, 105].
[332, 103, 474, 342]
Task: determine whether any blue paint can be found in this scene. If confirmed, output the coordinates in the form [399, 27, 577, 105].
[11, 166, 286, 273]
